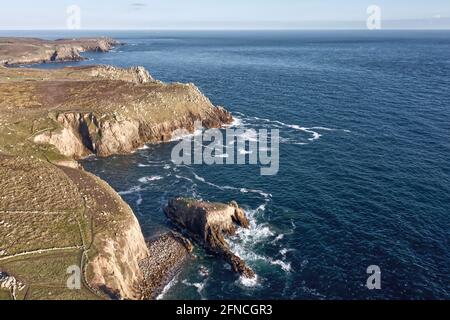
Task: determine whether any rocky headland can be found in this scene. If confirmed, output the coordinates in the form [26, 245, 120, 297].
[0, 37, 234, 300]
[0, 37, 119, 65]
[164, 198, 255, 278]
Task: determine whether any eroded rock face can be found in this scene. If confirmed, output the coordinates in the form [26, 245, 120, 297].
[0, 155, 149, 300]
[33, 70, 233, 159]
[58, 165, 150, 300]
[164, 198, 255, 278]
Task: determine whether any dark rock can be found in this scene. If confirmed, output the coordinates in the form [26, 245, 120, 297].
[164, 198, 255, 278]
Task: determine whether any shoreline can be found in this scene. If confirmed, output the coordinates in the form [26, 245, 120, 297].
[0, 36, 233, 300]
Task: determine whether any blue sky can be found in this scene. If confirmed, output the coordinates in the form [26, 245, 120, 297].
[1, 0, 449, 29]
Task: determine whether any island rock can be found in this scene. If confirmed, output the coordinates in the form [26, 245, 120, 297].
[164, 198, 255, 278]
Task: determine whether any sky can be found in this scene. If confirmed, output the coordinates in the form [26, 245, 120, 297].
[1, 0, 450, 30]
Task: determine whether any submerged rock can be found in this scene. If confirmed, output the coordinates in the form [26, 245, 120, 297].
[164, 198, 255, 278]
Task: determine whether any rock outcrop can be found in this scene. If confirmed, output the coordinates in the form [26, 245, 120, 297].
[0, 37, 118, 65]
[164, 198, 255, 278]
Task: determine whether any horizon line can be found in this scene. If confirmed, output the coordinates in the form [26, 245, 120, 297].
[1, 28, 450, 31]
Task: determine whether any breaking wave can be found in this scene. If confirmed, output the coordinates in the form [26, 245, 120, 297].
[138, 175, 164, 183]
[227, 204, 293, 276]
[234, 112, 350, 145]
[192, 172, 271, 200]
[118, 185, 143, 195]
[157, 277, 178, 300]
[182, 279, 208, 300]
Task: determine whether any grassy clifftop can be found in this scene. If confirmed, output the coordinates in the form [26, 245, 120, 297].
[0, 38, 232, 300]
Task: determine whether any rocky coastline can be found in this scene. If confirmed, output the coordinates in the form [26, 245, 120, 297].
[0, 37, 247, 300]
[0, 37, 119, 65]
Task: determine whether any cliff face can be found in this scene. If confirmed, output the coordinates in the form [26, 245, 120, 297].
[34, 105, 231, 159]
[0, 62, 232, 161]
[0, 37, 118, 65]
[23, 66, 232, 159]
[0, 155, 149, 300]
[164, 198, 255, 278]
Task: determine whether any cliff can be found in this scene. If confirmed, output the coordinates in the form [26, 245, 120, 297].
[165, 198, 255, 278]
[0, 38, 233, 300]
[0, 37, 118, 65]
[0, 63, 232, 163]
[0, 154, 148, 299]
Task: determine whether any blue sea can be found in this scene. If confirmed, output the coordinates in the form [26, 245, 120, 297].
[5, 30, 449, 299]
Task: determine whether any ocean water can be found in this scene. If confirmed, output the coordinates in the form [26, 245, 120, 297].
[7, 30, 450, 299]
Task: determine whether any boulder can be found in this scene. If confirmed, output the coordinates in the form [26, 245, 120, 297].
[164, 198, 255, 278]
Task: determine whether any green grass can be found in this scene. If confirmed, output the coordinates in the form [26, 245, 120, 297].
[0, 289, 12, 300]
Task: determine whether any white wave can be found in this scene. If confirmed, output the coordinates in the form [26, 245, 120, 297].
[240, 189, 271, 200]
[310, 126, 351, 133]
[138, 145, 150, 150]
[138, 175, 163, 183]
[273, 234, 284, 242]
[243, 115, 351, 143]
[156, 277, 178, 300]
[163, 164, 171, 170]
[193, 172, 237, 191]
[118, 186, 142, 195]
[193, 173, 206, 183]
[280, 248, 292, 256]
[227, 205, 293, 274]
[233, 207, 274, 245]
[182, 279, 207, 299]
[237, 274, 259, 288]
[137, 163, 152, 167]
[309, 126, 335, 131]
[284, 124, 322, 141]
[225, 116, 243, 128]
[175, 175, 194, 183]
[292, 142, 308, 145]
[269, 259, 292, 272]
[192, 172, 271, 200]
[231, 239, 291, 273]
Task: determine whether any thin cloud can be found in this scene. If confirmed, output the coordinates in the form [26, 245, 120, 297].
[130, 3, 147, 11]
